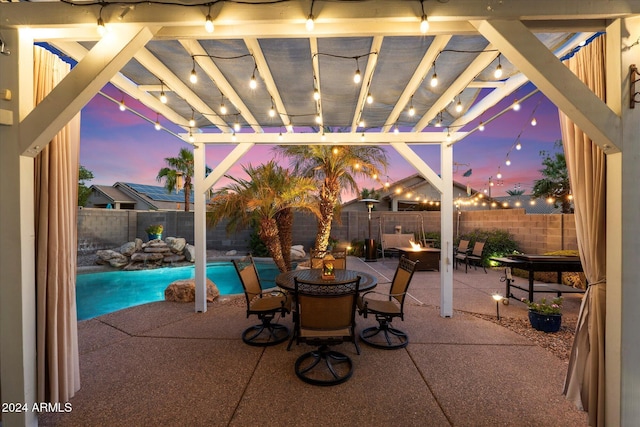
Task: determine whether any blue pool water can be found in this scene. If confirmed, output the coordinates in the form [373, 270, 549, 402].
[76, 262, 281, 321]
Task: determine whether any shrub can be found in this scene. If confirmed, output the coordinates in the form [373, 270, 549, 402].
[248, 226, 270, 257]
[457, 229, 519, 267]
[348, 239, 364, 257]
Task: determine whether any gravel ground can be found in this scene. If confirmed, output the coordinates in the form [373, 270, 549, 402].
[468, 312, 577, 361]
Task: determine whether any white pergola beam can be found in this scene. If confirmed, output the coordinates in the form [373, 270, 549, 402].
[413, 47, 499, 132]
[390, 142, 443, 193]
[180, 39, 262, 133]
[473, 19, 621, 153]
[20, 26, 158, 156]
[381, 35, 452, 133]
[184, 131, 466, 145]
[52, 41, 191, 129]
[351, 36, 383, 131]
[133, 46, 229, 132]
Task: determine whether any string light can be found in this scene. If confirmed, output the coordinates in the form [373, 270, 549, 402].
[359, 119, 365, 128]
[96, 6, 106, 36]
[531, 117, 537, 126]
[455, 97, 463, 113]
[496, 167, 502, 179]
[494, 55, 503, 79]
[154, 114, 161, 131]
[430, 61, 438, 87]
[315, 113, 322, 124]
[205, 6, 214, 33]
[249, 66, 258, 89]
[313, 88, 320, 101]
[189, 110, 196, 127]
[190, 64, 198, 84]
[269, 98, 276, 117]
[220, 96, 227, 115]
[119, 97, 126, 111]
[419, 0, 429, 33]
[159, 81, 167, 104]
[234, 118, 240, 131]
[306, 14, 315, 31]
[505, 156, 511, 166]
[367, 92, 373, 104]
[515, 140, 522, 150]
[188, 130, 195, 143]
[512, 99, 521, 111]
[478, 121, 485, 131]
[408, 101, 415, 117]
[353, 58, 361, 83]
[394, 125, 399, 134]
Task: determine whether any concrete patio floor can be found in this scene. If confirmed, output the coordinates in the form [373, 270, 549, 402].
[40, 256, 588, 426]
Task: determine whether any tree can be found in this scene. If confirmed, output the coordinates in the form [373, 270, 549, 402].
[360, 187, 381, 201]
[274, 145, 388, 251]
[156, 148, 198, 212]
[78, 165, 94, 207]
[505, 188, 525, 196]
[531, 140, 572, 213]
[207, 161, 318, 272]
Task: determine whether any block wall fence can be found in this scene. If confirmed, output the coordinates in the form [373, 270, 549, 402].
[77, 207, 577, 255]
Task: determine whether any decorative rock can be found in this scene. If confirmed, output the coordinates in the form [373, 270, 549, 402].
[96, 249, 129, 267]
[148, 242, 168, 248]
[119, 241, 137, 256]
[163, 254, 186, 263]
[131, 252, 164, 262]
[164, 278, 220, 303]
[144, 246, 171, 253]
[184, 244, 195, 262]
[225, 250, 237, 256]
[165, 237, 187, 253]
[134, 238, 143, 252]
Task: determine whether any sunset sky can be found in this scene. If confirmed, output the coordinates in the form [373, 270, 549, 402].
[80, 81, 562, 202]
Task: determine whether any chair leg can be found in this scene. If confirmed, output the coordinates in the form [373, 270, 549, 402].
[242, 315, 289, 347]
[359, 317, 408, 349]
[295, 345, 354, 386]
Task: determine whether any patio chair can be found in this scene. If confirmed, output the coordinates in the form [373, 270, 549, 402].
[289, 276, 361, 386]
[357, 256, 418, 349]
[310, 249, 347, 270]
[232, 255, 291, 346]
[462, 240, 488, 273]
[454, 239, 470, 270]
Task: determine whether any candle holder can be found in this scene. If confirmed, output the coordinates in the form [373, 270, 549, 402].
[322, 254, 336, 280]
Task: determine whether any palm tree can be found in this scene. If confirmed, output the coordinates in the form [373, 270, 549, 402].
[156, 148, 195, 212]
[207, 161, 317, 272]
[274, 145, 388, 251]
[532, 141, 572, 213]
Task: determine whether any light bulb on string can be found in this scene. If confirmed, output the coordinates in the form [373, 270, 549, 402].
[159, 82, 167, 103]
[494, 55, 503, 79]
[220, 100, 227, 115]
[234, 119, 240, 132]
[359, 119, 365, 128]
[505, 157, 511, 166]
[353, 68, 361, 84]
[315, 113, 322, 124]
[154, 114, 161, 131]
[249, 70, 257, 89]
[96, 12, 106, 36]
[367, 93, 373, 104]
[188, 131, 195, 143]
[189, 111, 196, 128]
[512, 99, 521, 111]
[409, 104, 415, 117]
[313, 88, 320, 101]
[306, 14, 314, 32]
[531, 117, 537, 126]
[205, 13, 214, 33]
[420, 15, 429, 34]
[430, 72, 438, 87]
[478, 121, 485, 131]
[190, 67, 198, 84]
[394, 126, 399, 134]
[497, 167, 502, 179]
[269, 99, 276, 118]
[455, 98, 463, 113]
[286, 124, 293, 133]
[515, 141, 522, 150]
[119, 98, 126, 112]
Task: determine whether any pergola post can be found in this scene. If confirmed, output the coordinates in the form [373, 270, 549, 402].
[193, 142, 208, 312]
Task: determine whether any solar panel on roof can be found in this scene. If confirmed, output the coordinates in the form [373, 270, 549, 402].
[125, 183, 194, 203]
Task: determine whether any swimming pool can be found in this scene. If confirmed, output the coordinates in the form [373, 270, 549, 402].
[76, 261, 281, 321]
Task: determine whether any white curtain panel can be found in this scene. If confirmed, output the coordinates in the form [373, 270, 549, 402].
[559, 36, 607, 427]
[33, 45, 81, 403]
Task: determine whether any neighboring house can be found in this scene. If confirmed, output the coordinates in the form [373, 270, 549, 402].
[86, 182, 196, 211]
[342, 173, 504, 212]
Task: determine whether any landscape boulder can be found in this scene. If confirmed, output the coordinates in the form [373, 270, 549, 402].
[164, 278, 220, 303]
[166, 237, 187, 253]
[184, 244, 195, 262]
[96, 249, 129, 268]
[119, 241, 137, 257]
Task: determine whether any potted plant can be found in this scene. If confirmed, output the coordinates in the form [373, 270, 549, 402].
[327, 236, 339, 251]
[145, 224, 164, 241]
[521, 297, 563, 333]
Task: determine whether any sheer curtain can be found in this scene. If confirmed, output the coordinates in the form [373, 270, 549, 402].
[33, 45, 81, 403]
[560, 36, 607, 427]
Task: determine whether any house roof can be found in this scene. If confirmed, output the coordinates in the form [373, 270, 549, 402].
[90, 185, 136, 203]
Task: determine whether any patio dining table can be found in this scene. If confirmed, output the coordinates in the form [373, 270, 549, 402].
[275, 269, 378, 293]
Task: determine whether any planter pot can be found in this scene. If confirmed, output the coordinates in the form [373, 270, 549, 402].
[528, 310, 562, 333]
[148, 233, 162, 241]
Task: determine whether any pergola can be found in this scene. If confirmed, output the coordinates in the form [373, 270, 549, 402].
[0, 1, 639, 426]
